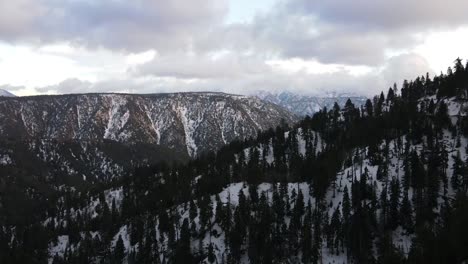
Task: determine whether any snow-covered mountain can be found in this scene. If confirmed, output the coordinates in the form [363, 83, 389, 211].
[0, 92, 297, 158]
[255, 90, 367, 116]
[0, 89, 16, 97]
[0, 93, 298, 182]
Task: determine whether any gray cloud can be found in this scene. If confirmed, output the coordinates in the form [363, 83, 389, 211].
[133, 52, 271, 79]
[0, 0, 227, 52]
[33, 71, 381, 97]
[289, 0, 468, 31]
[0, 0, 45, 41]
[35, 78, 93, 94]
[34, 78, 162, 94]
[1, 0, 467, 67]
[0, 84, 25, 92]
[199, 0, 468, 66]
[213, 1, 451, 65]
[382, 53, 435, 87]
[186, 3, 422, 66]
[271, 0, 468, 65]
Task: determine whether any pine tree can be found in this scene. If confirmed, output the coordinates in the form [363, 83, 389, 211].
[229, 208, 244, 261]
[342, 185, 351, 226]
[400, 189, 414, 233]
[173, 218, 193, 264]
[451, 151, 464, 191]
[380, 185, 388, 228]
[301, 202, 313, 263]
[189, 199, 198, 222]
[206, 242, 216, 263]
[114, 235, 125, 263]
[365, 99, 374, 117]
[389, 177, 401, 229]
[329, 206, 342, 254]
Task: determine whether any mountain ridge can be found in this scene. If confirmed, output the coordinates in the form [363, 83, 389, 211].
[0, 92, 297, 156]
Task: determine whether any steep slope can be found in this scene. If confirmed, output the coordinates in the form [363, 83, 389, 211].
[255, 90, 367, 116]
[0, 92, 297, 158]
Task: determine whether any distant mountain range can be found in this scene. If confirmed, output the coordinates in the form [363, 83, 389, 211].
[255, 91, 367, 116]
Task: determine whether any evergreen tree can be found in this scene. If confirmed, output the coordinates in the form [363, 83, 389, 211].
[173, 219, 193, 264]
[114, 235, 125, 264]
[388, 177, 401, 229]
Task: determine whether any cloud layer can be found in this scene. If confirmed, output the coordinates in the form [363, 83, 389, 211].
[0, 0, 227, 52]
[0, 0, 467, 96]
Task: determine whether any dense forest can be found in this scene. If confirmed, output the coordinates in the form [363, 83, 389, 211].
[2, 59, 468, 263]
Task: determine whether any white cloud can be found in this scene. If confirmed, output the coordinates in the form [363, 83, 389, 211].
[415, 28, 468, 73]
[0, 0, 45, 40]
[289, 0, 468, 30]
[0, 0, 467, 98]
[381, 53, 434, 87]
[0, 42, 81, 87]
[134, 52, 271, 79]
[32, 52, 434, 98]
[0, 0, 228, 53]
[126, 50, 156, 66]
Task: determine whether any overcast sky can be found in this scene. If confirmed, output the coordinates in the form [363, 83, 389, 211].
[1, 0, 468, 97]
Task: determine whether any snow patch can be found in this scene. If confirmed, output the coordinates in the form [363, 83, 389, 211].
[103, 96, 131, 141]
[0, 154, 12, 165]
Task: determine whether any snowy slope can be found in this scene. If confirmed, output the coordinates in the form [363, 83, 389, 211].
[44, 96, 468, 263]
[151, 132, 466, 263]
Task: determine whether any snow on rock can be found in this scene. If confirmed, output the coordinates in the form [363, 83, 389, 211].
[177, 105, 200, 157]
[48, 235, 69, 262]
[0, 92, 298, 158]
[103, 95, 131, 141]
[0, 154, 12, 165]
[112, 225, 131, 253]
[106, 187, 124, 209]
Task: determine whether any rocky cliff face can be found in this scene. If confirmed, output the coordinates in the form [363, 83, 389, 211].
[0, 92, 297, 157]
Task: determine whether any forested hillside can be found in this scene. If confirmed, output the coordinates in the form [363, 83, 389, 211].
[255, 91, 367, 117]
[2, 59, 468, 263]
